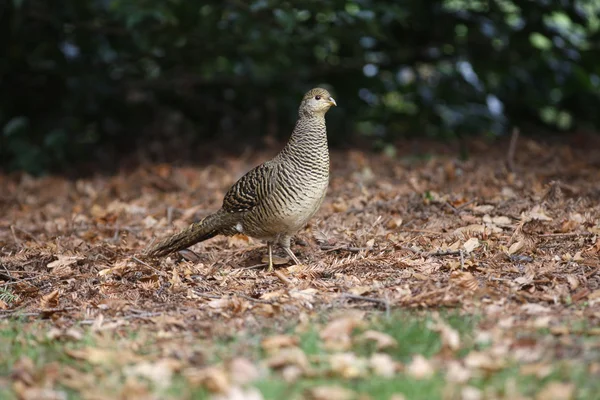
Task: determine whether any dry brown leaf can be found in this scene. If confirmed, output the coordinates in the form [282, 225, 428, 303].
[281, 365, 304, 382]
[39, 289, 60, 309]
[124, 359, 180, 389]
[185, 366, 230, 393]
[359, 330, 398, 350]
[46, 327, 84, 342]
[47, 255, 82, 269]
[464, 350, 504, 371]
[260, 254, 289, 265]
[522, 205, 553, 221]
[446, 361, 470, 383]
[521, 303, 552, 315]
[507, 240, 525, 255]
[66, 347, 136, 366]
[535, 382, 574, 400]
[329, 352, 368, 379]
[348, 285, 372, 296]
[228, 358, 261, 385]
[369, 353, 397, 377]
[461, 386, 483, 400]
[566, 275, 579, 291]
[463, 237, 480, 253]
[264, 347, 309, 371]
[451, 271, 479, 292]
[261, 335, 299, 352]
[98, 259, 129, 277]
[12, 383, 67, 400]
[212, 386, 264, 400]
[432, 317, 461, 352]
[406, 355, 434, 379]
[306, 386, 356, 400]
[320, 315, 365, 350]
[520, 363, 553, 378]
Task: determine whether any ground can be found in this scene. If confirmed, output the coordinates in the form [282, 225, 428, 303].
[1, 137, 599, 399]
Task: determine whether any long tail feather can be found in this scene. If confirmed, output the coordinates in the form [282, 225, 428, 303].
[145, 211, 230, 257]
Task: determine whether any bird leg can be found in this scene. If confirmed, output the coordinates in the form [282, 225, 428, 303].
[279, 235, 301, 266]
[283, 246, 301, 266]
[267, 242, 274, 272]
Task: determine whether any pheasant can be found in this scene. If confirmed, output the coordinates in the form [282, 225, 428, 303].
[146, 88, 336, 271]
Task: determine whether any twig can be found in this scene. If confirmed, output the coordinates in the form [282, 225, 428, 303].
[10, 225, 21, 246]
[0, 306, 78, 320]
[0, 274, 46, 286]
[10, 225, 41, 244]
[340, 293, 390, 316]
[79, 311, 163, 325]
[427, 249, 463, 257]
[131, 256, 163, 275]
[460, 250, 465, 268]
[1, 264, 12, 280]
[234, 293, 275, 304]
[444, 201, 459, 214]
[507, 127, 520, 172]
[320, 245, 369, 253]
[274, 270, 292, 286]
[193, 292, 221, 300]
[399, 229, 444, 235]
[167, 206, 174, 225]
[540, 232, 594, 238]
[456, 198, 477, 210]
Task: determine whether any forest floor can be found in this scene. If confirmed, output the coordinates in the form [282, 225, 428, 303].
[1, 136, 600, 399]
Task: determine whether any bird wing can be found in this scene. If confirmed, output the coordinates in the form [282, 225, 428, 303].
[222, 161, 278, 213]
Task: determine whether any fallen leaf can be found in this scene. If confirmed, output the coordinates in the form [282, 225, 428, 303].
[566, 275, 579, 291]
[521, 303, 552, 315]
[508, 240, 525, 255]
[461, 386, 483, 400]
[66, 347, 136, 366]
[320, 315, 365, 350]
[535, 382, 574, 400]
[520, 363, 553, 378]
[451, 271, 479, 292]
[406, 355, 434, 379]
[39, 290, 60, 309]
[212, 387, 264, 400]
[306, 386, 356, 400]
[464, 350, 503, 371]
[124, 359, 179, 389]
[446, 361, 470, 383]
[463, 237, 480, 253]
[264, 347, 309, 371]
[228, 358, 261, 385]
[432, 318, 461, 351]
[47, 255, 82, 269]
[329, 352, 368, 379]
[523, 205, 553, 221]
[185, 366, 229, 393]
[360, 330, 398, 350]
[369, 353, 397, 377]
[261, 335, 299, 352]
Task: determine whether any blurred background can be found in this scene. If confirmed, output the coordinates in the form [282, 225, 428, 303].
[1, 0, 599, 174]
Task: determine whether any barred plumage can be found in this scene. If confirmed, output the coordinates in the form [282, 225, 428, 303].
[146, 88, 336, 271]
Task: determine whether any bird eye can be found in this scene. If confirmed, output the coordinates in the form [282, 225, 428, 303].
[315, 95, 321, 100]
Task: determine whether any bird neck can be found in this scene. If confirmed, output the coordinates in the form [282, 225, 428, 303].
[283, 115, 328, 154]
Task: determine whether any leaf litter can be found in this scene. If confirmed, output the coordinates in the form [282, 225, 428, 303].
[1, 138, 600, 398]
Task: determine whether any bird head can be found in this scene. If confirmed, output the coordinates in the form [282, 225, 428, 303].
[299, 88, 337, 116]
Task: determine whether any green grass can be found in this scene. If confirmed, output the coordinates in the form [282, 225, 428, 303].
[0, 312, 598, 400]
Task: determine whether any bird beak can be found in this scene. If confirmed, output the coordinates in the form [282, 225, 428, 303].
[328, 97, 337, 106]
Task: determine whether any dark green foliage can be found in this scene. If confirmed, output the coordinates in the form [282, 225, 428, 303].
[1, 0, 599, 173]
